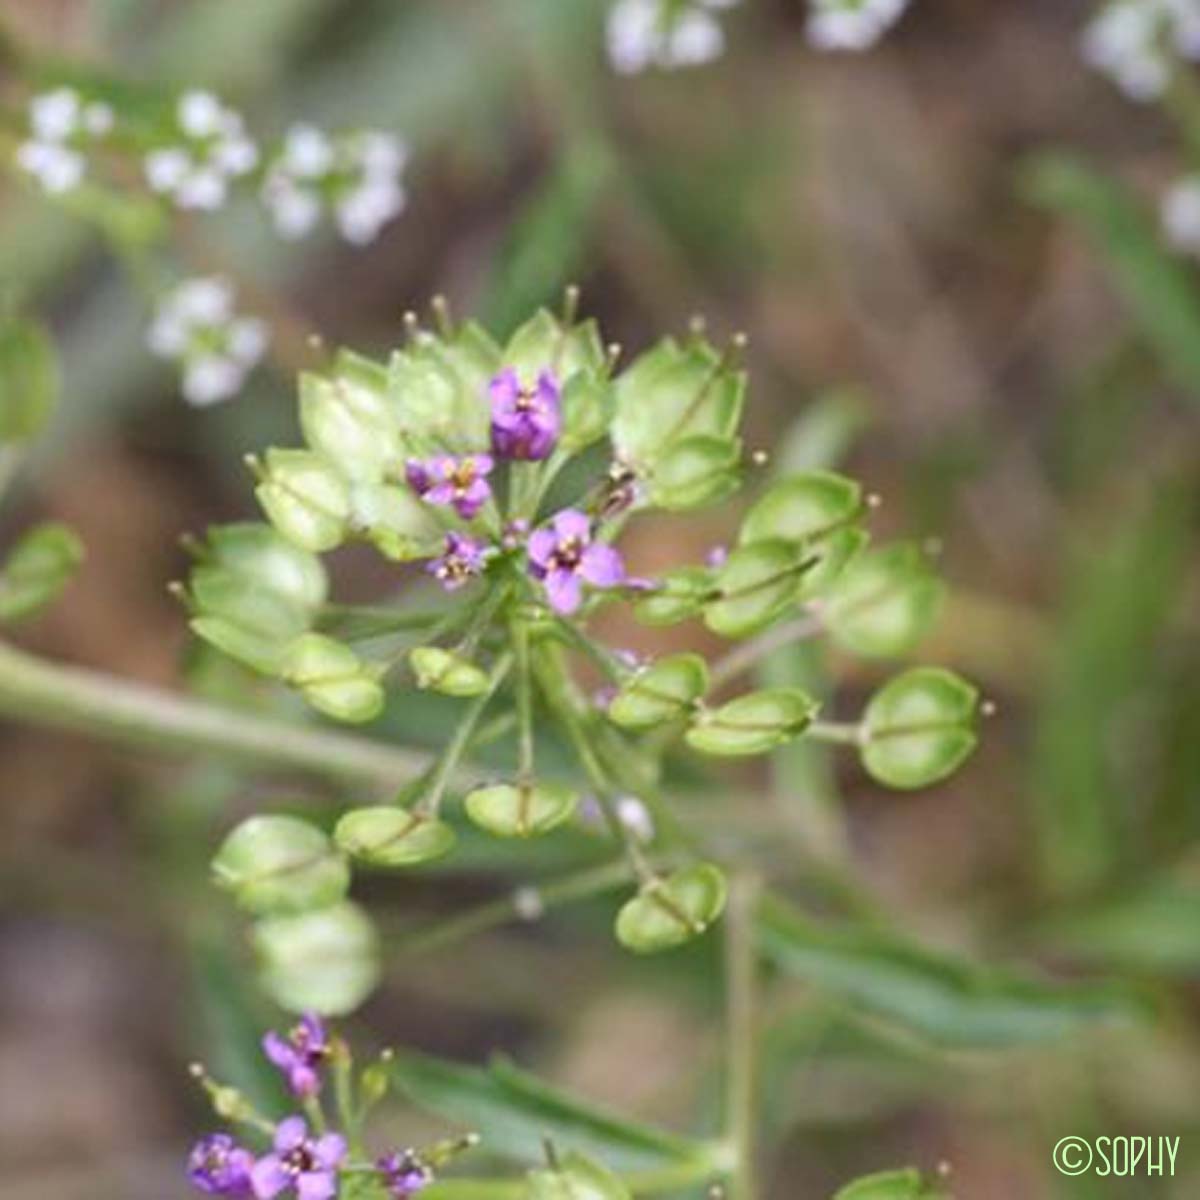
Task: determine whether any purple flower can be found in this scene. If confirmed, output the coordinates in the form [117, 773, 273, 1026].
[250, 1117, 345, 1200]
[527, 509, 626, 615]
[376, 1150, 433, 1197]
[262, 1013, 329, 1098]
[489, 367, 560, 460]
[412, 454, 494, 519]
[188, 1133, 255, 1196]
[428, 532, 490, 591]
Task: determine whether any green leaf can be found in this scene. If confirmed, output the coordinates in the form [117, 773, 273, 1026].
[633, 566, 713, 626]
[254, 900, 380, 1016]
[299, 369, 401, 482]
[825, 543, 943, 658]
[389, 1051, 707, 1172]
[704, 539, 812, 639]
[464, 782, 578, 838]
[607, 653, 709, 731]
[335, 805, 456, 867]
[861, 668, 979, 789]
[527, 1151, 631, 1200]
[685, 688, 816, 757]
[255, 449, 351, 553]
[739, 471, 863, 545]
[612, 337, 744, 469]
[0, 314, 58, 443]
[646, 435, 742, 510]
[758, 895, 1138, 1047]
[282, 633, 384, 723]
[833, 1167, 947, 1199]
[0, 522, 84, 622]
[410, 647, 491, 697]
[1024, 152, 1200, 397]
[615, 864, 728, 953]
[212, 815, 349, 916]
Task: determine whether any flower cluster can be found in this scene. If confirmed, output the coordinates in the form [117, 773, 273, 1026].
[806, 0, 911, 52]
[188, 1014, 445, 1198]
[607, 0, 740, 74]
[261, 125, 409, 245]
[15, 87, 114, 194]
[145, 90, 259, 210]
[1082, 0, 1200, 101]
[147, 276, 268, 406]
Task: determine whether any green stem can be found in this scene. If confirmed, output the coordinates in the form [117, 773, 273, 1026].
[416, 651, 513, 816]
[0, 639, 435, 785]
[708, 613, 824, 690]
[725, 873, 762, 1200]
[805, 720, 862, 747]
[0, 445, 22, 505]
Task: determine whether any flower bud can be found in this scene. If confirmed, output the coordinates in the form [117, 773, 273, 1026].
[607, 653, 708, 731]
[409, 646, 490, 697]
[615, 864, 728, 954]
[685, 688, 816, 757]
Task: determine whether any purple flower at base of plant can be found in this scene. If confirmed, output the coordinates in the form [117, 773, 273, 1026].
[428, 532, 490, 591]
[250, 1116, 345, 1200]
[262, 1013, 329, 1098]
[527, 508, 626, 615]
[188, 1133, 256, 1196]
[416, 454, 494, 519]
[376, 1150, 433, 1197]
[489, 367, 560, 460]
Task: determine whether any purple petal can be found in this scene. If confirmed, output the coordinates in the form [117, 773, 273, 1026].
[527, 528, 557, 569]
[274, 1116, 308, 1153]
[488, 368, 520, 408]
[405, 460, 431, 494]
[299, 1013, 325, 1045]
[552, 509, 591, 543]
[473, 454, 494, 476]
[296, 1172, 336, 1200]
[288, 1065, 320, 1098]
[262, 1032, 297, 1072]
[545, 569, 582, 615]
[250, 1156, 289, 1199]
[313, 1134, 347, 1170]
[536, 370, 561, 409]
[579, 543, 625, 588]
[456, 478, 490, 517]
[425, 482, 455, 507]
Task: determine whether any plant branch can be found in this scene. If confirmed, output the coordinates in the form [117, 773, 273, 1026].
[0, 639, 436, 786]
[708, 613, 824, 691]
[725, 872, 762, 1200]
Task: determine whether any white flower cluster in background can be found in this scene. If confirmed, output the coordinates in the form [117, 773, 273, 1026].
[144, 90, 259, 211]
[261, 124, 408, 245]
[1082, 0, 1200, 101]
[806, 0, 911, 52]
[607, 0, 740, 74]
[1161, 174, 1200, 253]
[15, 87, 114, 194]
[146, 277, 268, 406]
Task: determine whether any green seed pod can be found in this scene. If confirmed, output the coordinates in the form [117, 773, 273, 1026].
[646, 435, 742, 511]
[334, 805, 456, 867]
[349, 481, 440, 561]
[833, 1167, 947, 1199]
[861, 667, 979, 789]
[560, 374, 614, 452]
[0, 314, 58, 443]
[739, 470, 864, 545]
[527, 1150, 633, 1200]
[685, 688, 816, 757]
[409, 646, 490, 697]
[254, 901, 380, 1016]
[389, 339, 489, 450]
[612, 337, 744, 470]
[825, 542, 944, 658]
[211, 815, 349, 916]
[464, 782, 578, 838]
[299, 370, 400, 482]
[0, 522, 84, 623]
[504, 309, 605, 384]
[198, 523, 328, 613]
[607, 653, 709, 731]
[633, 566, 713, 626]
[704, 539, 812, 639]
[255, 448, 352, 553]
[282, 633, 384, 723]
[615, 863, 728, 954]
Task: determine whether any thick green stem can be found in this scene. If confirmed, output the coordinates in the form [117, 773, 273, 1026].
[0, 639, 433, 786]
[725, 873, 762, 1200]
[805, 720, 863, 747]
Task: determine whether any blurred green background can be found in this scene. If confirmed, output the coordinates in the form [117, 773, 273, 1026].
[1, 1, 1198, 1197]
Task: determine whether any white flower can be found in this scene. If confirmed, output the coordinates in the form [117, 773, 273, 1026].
[15, 87, 115, 195]
[261, 125, 408, 245]
[144, 91, 258, 211]
[806, 0, 910, 52]
[1162, 175, 1200, 253]
[616, 796, 656, 844]
[147, 277, 267, 407]
[607, 0, 739, 74]
[1082, 0, 1200, 101]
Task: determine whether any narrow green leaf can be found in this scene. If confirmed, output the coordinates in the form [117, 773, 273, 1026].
[0, 522, 84, 622]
